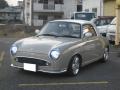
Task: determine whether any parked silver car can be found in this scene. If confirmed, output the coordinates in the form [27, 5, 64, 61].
[10, 20, 109, 76]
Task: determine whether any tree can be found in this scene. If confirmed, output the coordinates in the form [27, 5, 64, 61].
[0, 0, 9, 9]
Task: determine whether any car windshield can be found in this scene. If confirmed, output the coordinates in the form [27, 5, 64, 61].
[110, 18, 116, 25]
[71, 13, 95, 21]
[38, 22, 81, 38]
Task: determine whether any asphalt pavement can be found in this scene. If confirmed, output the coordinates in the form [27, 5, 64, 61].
[0, 38, 120, 90]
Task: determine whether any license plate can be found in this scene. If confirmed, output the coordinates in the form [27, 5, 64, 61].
[24, 63, 36, 72]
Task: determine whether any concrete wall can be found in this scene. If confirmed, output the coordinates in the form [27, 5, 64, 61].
[63, 0, 77, 18]
[83, 0, 103, 16]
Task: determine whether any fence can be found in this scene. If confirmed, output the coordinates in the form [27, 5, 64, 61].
[0, 24, 42, 38]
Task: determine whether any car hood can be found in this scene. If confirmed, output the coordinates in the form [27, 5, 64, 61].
[17, 36, 78, 54]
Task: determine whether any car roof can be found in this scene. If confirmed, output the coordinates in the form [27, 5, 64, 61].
[50, 19, 92, 25]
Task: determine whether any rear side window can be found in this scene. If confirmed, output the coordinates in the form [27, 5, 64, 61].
[82, 24, 97, 37]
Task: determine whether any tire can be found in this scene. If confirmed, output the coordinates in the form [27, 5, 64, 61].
[68, 55, 81, 76]
[101, 47, 109, 62]
[109, 40, 115, 45]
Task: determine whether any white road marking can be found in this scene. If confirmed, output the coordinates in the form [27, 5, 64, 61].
[0, 51, 5, 64]
[19, 81, 109, 87]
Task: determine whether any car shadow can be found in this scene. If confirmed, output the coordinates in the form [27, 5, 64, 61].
[17, 60, 106, 79]
[81, 60, 106, 72]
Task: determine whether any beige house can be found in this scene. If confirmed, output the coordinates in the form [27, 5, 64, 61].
[103, 0, 116, 16]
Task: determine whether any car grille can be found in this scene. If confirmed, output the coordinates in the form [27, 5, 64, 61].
[16, 57, 48, 66]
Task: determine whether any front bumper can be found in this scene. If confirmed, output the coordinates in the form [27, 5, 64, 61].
[11, 51, 67, 73]
[11, 64, 67, 73]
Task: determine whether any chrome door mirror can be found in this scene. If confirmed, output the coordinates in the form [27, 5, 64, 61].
[35, 29, 40, 35]
[84, 32, 93, 38]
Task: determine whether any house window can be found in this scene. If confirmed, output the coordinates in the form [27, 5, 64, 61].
[92, 8, 97, 16]
[92, 8, 97, 13]
[44, 0, 48, 4]
[27, 13, 30, 16]
[33, 0, 37, 3]
[38, 15, 47, 20]
[80, 0, 82, 3]
[77, 5, 82, 12]
[85, 9, 89, 12]
[55, 0, 63, 4]
[27, 2, 30, 8]
[38, 0, 43, 3]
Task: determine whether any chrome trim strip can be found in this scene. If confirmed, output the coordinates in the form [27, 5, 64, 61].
[11, 64, 23, 69]
[38, 69, 67, 74]
[11, 64, 67, 74]
[15, 56, 51, 63]
[82, 57, 101, 67]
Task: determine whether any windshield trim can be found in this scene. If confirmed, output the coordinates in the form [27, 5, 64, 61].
[37, 21, 81, 38]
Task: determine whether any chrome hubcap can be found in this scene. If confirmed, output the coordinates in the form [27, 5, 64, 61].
[104, 48, 109, 61]
[72, 56, 80, 75]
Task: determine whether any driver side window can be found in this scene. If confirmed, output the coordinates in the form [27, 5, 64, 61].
[82, 24, 97, 38]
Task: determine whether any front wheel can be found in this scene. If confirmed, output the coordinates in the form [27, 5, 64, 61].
[68, 55, 81, 76]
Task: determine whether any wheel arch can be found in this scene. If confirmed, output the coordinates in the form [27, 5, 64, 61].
[67, 53, 82, 69]
[67, 53, 83, 76]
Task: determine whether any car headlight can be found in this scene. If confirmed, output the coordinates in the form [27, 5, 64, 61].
[50, 50, 60, 60]
[10, 45, 18, 55]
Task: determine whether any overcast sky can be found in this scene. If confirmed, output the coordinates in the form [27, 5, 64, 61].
[5, 0, 23, 6]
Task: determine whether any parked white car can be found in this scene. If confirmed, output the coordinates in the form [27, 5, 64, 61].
[91, 16, 114, 37]
[106, 17, 116, 43]
[71, 12, 96, 21]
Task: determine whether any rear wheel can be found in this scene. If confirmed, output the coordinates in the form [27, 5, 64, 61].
[68, 55, 81, 76]
[101, 47, 109, 62]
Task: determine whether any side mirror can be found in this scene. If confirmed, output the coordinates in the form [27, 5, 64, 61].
[84, 32, 93, 38]
[101, 33, 106, 37]
[35, 29, 40, 35]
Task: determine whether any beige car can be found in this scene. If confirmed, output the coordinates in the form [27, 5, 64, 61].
[10, 20, 109, 76]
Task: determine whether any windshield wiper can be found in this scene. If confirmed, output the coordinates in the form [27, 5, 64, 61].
[60, 35, 78, 38]
[37, 34, 58, 37]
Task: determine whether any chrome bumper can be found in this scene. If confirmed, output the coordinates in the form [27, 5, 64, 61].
[11, 57, 67, 74]
[11, 64, 67, 73]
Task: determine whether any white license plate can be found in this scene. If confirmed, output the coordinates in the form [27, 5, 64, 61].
[24, 63, 36, 72]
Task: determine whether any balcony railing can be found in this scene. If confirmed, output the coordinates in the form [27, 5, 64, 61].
[43, 4, 55, 10]
[33, 3, 63, 12]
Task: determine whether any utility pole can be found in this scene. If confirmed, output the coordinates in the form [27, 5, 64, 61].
[115, 0, 120, 45]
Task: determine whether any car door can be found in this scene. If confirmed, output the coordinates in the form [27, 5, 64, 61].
[81, 24, 102, 65]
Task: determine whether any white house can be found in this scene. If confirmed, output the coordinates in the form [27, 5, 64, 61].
[82, 0, 104, 16]
[24, 0, 82, 26]
[0, 6, 23, 23]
